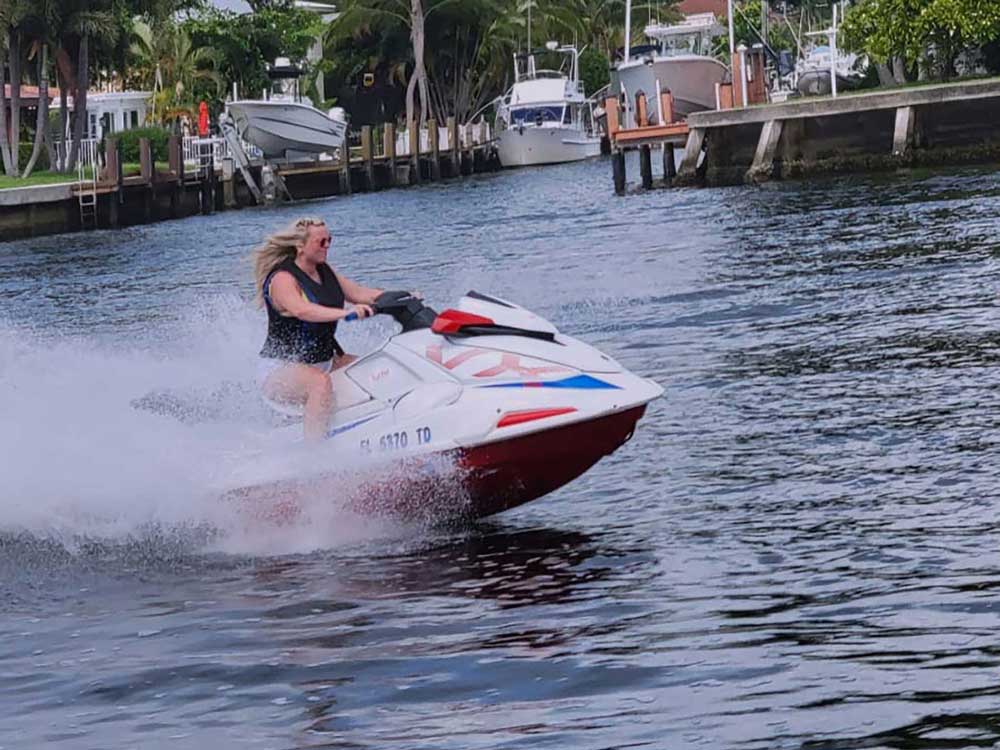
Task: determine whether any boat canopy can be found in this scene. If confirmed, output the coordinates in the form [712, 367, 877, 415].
[643, 12, 725, 57]
[644, 12, 725, 40]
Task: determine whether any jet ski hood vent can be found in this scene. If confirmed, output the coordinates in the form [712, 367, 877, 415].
[432, 291, 560, 341]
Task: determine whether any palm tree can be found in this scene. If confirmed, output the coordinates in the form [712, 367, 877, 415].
[16, 0, 60, 178]
[130, 19, 223, 124]
[60, 1, 119, 172]
[0, 3, 13, 177]
[331, 0, 461, 126]
[424, 0, 523, 122]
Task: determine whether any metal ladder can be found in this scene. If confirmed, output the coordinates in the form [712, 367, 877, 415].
[77, 139, 98, 230]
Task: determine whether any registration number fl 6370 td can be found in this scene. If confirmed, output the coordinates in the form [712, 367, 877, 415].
[360, 427, 432, 454]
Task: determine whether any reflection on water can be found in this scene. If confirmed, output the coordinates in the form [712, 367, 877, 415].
[3, 161, 1000, 748]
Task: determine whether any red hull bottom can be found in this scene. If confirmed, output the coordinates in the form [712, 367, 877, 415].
[457, 405, 647, 518]
[226, 406, 647, 523]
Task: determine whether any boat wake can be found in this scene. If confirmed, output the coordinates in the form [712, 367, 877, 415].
[0, 304, 466, 559]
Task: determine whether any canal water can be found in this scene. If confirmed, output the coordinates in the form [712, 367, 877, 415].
[2, 159, 1000, 749]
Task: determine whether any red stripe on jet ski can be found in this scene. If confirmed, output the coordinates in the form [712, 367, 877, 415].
[431, 309, 495, 335]
[496, 407, 577, 428]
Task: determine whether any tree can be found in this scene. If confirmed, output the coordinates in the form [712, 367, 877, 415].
[711, 0, 796, 64]
[422, 0, 524, 124]
[130, 19, 223, 123]
[329, 0, 443, 126]
[184, 4, 323, 108]
[842, 0, 1000, 81]
[554, 0, 675, 60]
[0, 1, 12, 176]
[579, 46, 609, 97]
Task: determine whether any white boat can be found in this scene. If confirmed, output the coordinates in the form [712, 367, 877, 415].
[226, 58, 347, 161]
[494, 43, 602, 168]
[796, 45, 865, 96]
[611, 13, 728, 123]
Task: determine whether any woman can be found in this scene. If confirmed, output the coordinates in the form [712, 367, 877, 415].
[253, 217, 383, 441]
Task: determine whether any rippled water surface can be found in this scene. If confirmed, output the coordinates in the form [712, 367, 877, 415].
[3, 159, 1000, 749]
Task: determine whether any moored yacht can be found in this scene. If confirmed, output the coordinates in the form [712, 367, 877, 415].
[611, 12, 728, 123]
[494, 43, 602, 168]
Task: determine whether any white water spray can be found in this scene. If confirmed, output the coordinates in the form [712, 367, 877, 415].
[0, 297, 458, 557]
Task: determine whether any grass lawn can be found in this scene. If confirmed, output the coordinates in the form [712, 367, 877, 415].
[0, 170, 83, 190]
[122, 161, 171, 176]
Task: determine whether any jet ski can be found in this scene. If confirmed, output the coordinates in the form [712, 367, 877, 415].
[221, 291, 663, 521]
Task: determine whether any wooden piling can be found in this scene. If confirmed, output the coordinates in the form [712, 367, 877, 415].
[408, 120, 421, 184]
[447, 116, 459, 177]
[636, 93, 649, 127]
[200, 146, 216, 214]
[428, 119, 441, 181]
[639, 145, 653, 189]
[139, 138, 153, 183]
[361, 126, 375, 189]
[663, 143, 677, 185]
[222, 157, 236, 209]
[605, 97, 621, 141]
[461, 124, 474, 175]
[139, 138, 154, 221]
[209, 151, 219, 211]
[337, 148, 351, 195]
[167, 135, 182, 218]
[105, 138, 122, 228]
[384, 122, 397, 186]
[612, 150, 626, 195]
[660, 91, 675, 124]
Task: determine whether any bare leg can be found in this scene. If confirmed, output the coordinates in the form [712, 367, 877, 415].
[333, 353, 357, 370]
[263, 364, 334, 441]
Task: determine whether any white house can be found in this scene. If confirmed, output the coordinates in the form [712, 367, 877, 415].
[70, 91, 152, 141]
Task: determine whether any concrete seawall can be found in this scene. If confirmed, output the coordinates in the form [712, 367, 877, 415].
[679, 78, 1000, 186]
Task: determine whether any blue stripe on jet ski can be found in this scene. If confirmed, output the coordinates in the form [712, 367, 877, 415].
[480, 374, 621, 390]
[326, 414, 378, 439]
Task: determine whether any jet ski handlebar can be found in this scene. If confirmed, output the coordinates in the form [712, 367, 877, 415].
[368, 290, 439, 332]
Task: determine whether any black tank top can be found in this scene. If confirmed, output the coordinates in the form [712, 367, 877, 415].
[260, 258, 346, 363]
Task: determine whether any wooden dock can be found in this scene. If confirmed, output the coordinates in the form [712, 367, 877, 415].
[0, 118, 499, 241]
[607, 77, 1000, 192]
[604, 91, 690, 194]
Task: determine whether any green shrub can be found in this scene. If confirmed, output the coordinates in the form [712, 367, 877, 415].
[580, 47, 610, 98]
[17, 141, 50, 172]
[115, 127, 171, 163]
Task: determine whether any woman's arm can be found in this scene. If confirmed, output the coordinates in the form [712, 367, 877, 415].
[337, 272, 383, 305]
[269, 271, 360, 322]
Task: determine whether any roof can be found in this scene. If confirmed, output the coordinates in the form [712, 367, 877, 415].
[677, 0, 728, 15]
[3, 84, 61, 101]
[208, 0, 336, 12]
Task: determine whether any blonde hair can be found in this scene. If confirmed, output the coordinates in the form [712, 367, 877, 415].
[252, 217, 326, 307]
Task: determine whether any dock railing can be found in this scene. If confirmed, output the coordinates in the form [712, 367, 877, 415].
[182, 135, 262, 169]
[394, 120, 492, 157]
